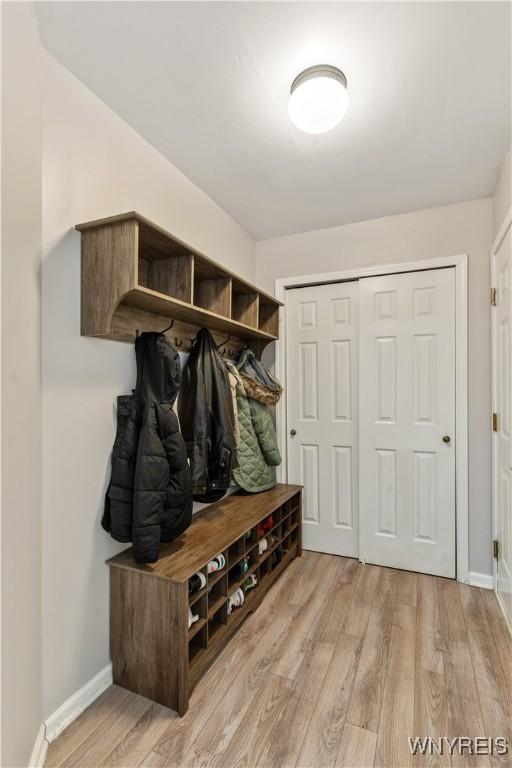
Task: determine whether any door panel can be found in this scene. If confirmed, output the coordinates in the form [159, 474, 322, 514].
[493, 228, 512, 624]
[286, 282, 358, 556]
[359, 268, 456, 577]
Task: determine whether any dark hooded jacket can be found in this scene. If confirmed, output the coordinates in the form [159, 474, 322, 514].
[178, 328, 237, 502]
[102, 332, 192, 563]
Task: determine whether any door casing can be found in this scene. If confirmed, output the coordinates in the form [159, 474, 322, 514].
[275, 254, 469, 583]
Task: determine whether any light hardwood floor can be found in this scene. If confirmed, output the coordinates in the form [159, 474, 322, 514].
[45, 552, 512, 768]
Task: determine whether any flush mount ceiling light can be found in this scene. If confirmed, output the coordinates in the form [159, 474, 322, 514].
[288, 64, 349, 134]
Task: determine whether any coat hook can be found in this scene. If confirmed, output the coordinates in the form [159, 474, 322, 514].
[161, 319, 175, 334]
[175, 337, 183, 348]
[216, 334, 231, 350]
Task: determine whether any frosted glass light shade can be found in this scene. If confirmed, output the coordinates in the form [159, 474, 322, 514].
[288, 65, 349, 134]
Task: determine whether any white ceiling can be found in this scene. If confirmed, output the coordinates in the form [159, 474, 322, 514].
[36, 2, 511, 239]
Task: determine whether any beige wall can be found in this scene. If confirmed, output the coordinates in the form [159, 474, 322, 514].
[1, 3, 43, 765]
[41, 53, 255, 718]
[256, 198, 494, 577]
[493, 149, 511, 239]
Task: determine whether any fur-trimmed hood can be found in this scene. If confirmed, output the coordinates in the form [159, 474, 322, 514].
[239, 371, 282, 405]
[236, 349, 283, 405]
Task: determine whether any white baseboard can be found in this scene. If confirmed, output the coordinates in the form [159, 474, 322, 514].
[29, 724, 48, 768]
[468, 571, 494, 590]
[44, 663, 113, 743]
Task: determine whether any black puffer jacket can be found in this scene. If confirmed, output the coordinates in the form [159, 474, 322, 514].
[178, 328, 236, 502]
[102, 333, 192, 562]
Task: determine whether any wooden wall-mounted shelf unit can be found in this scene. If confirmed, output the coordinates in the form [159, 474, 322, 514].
[76, 212, 281, 357]
[108, 484, 302, 715]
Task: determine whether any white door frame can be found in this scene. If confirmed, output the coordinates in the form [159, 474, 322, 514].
[491, 205, 512, 615]
[275, 254, 469, 583]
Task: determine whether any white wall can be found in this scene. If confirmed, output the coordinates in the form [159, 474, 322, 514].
[41, 53, 255, 718]
[493, 149, 511, 239]
[1, 3, 43, 765]
[256, 198, 494, 576]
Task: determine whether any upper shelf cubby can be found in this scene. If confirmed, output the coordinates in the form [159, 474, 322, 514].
[232, 279, 259, 328]
[76, 212, 281, 355]
[193, 257, 231, 318]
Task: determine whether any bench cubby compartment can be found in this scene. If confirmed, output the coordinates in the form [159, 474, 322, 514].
[189, 591, 207, 623]
[228, 537, 244, 562]
[208, 574, 227, 617]
[189, 629, 207, 664]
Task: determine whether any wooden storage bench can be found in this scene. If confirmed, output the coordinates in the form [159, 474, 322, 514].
[107, 483, 302, 715]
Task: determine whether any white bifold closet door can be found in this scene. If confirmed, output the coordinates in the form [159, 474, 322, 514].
[358, 268, 456, 578]
[286, 281, 358, 557]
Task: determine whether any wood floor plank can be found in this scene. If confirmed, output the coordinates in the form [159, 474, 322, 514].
[478, 588, 512, 698]
[100, 703, 175, 767]
[45, 686, 131, 767]
[413, 670, 450, 768]
[393, 601, 416, 631]
[445, 661, 490, 768]
[255, 642, 336, 768]
[138, 751, 172, 768]
[256, 566, 343, 767]
[212, 673, 292, 768]
[61, 693, 152, 768]
[374, 623, 416, 768]
[458, 583, 490, 635]
[441, 579, 493, 768]
[296, 633, 361, 768]
[285, 550, 335, 608]
[346, 567, 397, 733]
[437, 579, 472, 669]
[314, 558, 361, 646]
[393, 569, 418, 631]
[396, 570, 418, 608]
[465, 628, 512, 768]
[335, 724, 377, 768]
[299, 556, 349, 653]
[342, 564, 380, 638]
[272, 554, 340, 679]
[416, 574, 445, 676]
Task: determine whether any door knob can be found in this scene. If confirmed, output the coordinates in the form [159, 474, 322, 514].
[442, 435, 451, 444]
[290, 429, 297, 436]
